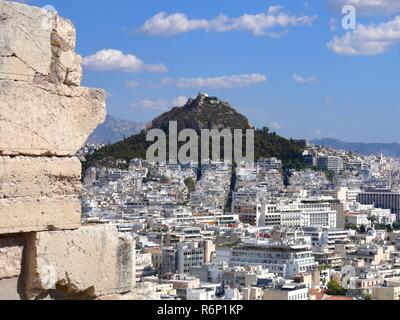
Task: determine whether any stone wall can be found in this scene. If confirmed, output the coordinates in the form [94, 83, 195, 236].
[0, 1, 135, 300]
[26, 226, 134, 299]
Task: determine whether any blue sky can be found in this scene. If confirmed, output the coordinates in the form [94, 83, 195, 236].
[22, 0, 400, 143]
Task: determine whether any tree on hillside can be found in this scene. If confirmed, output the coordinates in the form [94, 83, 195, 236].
[327, 280, 347, 296]
[364, 293, 372, 300]
[393, 222, 400, 230]
[184, 177, 196, 193]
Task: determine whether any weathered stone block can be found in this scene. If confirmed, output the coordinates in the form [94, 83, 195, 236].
[53, 14, 76, 51]
[0, 196, 81, 234]
[59, 51, 83, 86]
[0, 156, 81, 199]
[0, 234, 25, 279]
[1, 2, 81, 86]
[0, 1, 54, 76]
[0, 278, 21, 300]
[26, 226, 134, 298]
[0, 80, 106, 156]
[0, 56, 36, 82]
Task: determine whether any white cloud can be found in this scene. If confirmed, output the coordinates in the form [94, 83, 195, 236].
[268, 6, 283, 14]
[131, 96, 188, 111]
[139, 7, 317, 36]
[293, 73, 318, 84]
[125, 80, 140, 89]
[125, 80, 160, 89]
[271, 121, 282, 129]
[131, 99, 170, 111]
[327, 0, 400, 16]
[139, 12, 209, 36]
[82, 49, 167, 73]
[162, 73, 267, 89]
[326, 96, 334, 105]
[172, 96, 189, 106]
[327, 15, 400, 55]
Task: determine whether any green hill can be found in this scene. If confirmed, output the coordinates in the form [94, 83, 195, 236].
[149, 93, 252, 132]
[83, 94, 306, 171]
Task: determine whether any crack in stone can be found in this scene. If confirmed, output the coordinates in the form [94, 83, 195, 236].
[10, 54, 39, 74]
[0, 118, 55, 149]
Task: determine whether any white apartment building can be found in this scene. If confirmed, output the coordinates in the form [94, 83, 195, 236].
[337, 187, 362, 207]
[346, 212, 371, 228]
[186, 288, 216, 300]
[262, 283, 309, 300]
[346, 203, 396, 225]
[229, 243, 316, 278]
[257, 158, 283, 171]
[193, 214, 240, 226]
[303, 227, 349, 250]
[301, 202, 337, 228]
[263, 201, 337, 229]
[370, 208, 397, 225]
[135, 252, 155, 282]
[232, 199, 337, 229]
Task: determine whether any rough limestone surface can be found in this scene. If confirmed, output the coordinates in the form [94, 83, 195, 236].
[0, 55, 36, 82]
[27, 226, 134, 298]
[0, 134, 85, 236]
[0, 235, 25, 279]
[0, 156, 81, 199]
[0, 1, 105, 234]
[0, 278, 21, 300]
[0, 1, 53, 77]
[53, 14, 76, 51]
[44, 14, 82, 86]
[0, 1, 82, 85]
[0, 1, 106, 156]
[0, 80, 106, 156]
[0, 196, 81, 234]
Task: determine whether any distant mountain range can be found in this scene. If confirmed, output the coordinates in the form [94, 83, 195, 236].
[311, 138, 400, 157]
[86, 115, 145, 144]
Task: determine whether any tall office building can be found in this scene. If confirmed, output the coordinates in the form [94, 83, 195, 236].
[357, 190, 400, 221]
[317, 156, 344, 173]
[161, 242, 204, 274]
